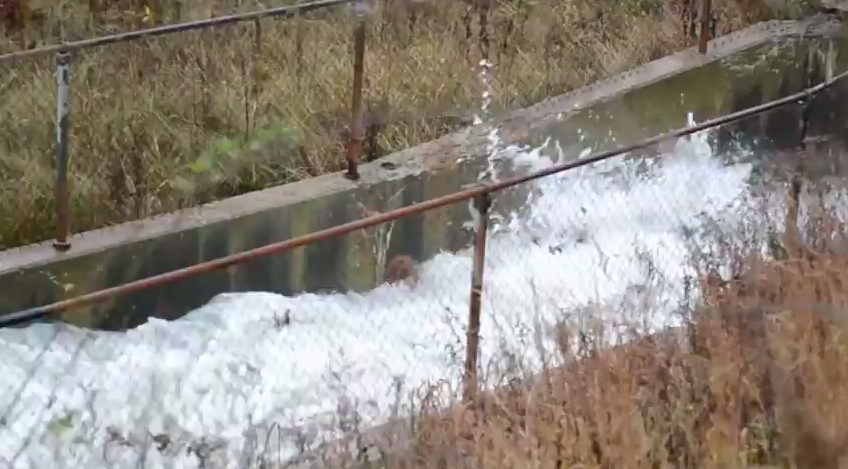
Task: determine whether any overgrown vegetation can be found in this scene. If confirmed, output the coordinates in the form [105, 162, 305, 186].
[0, 0, 812, 249]
[314, 201, 848, 469]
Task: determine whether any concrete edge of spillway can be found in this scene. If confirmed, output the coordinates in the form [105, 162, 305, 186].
[0, 18, 843, 330]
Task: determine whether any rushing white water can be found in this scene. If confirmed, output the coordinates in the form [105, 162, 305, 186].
[5, 94, 848, 468]
[0, 124, 747, 469]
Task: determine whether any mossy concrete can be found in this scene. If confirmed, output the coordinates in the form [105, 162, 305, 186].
[0, 19, 845, 330]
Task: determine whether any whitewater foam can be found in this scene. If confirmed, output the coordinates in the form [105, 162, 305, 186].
[1, 115, 837, 468]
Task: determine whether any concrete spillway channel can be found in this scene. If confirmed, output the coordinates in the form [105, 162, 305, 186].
[3, 17, 848, 469]
[1, 19, 847, 331]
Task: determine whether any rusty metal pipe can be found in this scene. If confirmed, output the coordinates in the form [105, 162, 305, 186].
[53, 52, 72, 252]
[786, 99, 812, 255]
[786, 52, 818, 254]
[2, 69, 847, 328]
[698, 0, 712, 54]
[0, 0, 358, 65]
[345, 18, 367, 181]
[463, 194, 491, 405]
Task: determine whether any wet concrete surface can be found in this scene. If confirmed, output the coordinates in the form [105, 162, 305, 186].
[0, 19, 846, 330]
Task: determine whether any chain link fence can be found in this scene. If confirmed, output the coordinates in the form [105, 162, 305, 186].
[3, 2, 848, 468]
[1, 0, 772, 252]
[5, 83, 848, 467]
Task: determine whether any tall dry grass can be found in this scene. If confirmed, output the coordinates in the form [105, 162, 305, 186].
[291, 201, 848, 469]
[0, 0, 809, 250]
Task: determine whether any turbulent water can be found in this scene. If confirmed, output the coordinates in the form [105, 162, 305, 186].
[1, 94, 846, 468]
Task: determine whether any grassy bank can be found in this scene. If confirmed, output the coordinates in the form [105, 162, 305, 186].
[0, 0, 807, 249]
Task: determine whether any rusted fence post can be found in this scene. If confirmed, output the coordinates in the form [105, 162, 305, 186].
[53, 51, 72, 251]
[786, 50, 817, 254]
[698, 0, 712, 54]
[786, 98, 812, 255]
[344, 4, 368, 181]
[463, 193, 491, 405]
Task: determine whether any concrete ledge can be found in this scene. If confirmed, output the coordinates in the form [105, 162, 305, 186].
[0, 19, 843, 330]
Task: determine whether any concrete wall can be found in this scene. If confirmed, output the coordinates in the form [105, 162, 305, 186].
[0, 19, 845, 330]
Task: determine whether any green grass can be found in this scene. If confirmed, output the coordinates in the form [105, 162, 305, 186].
[0, 0, 809, 249]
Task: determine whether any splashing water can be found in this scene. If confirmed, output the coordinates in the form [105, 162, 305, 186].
[1, 105, 846, 468]
[470, 58, 507, 186]
[472, 59, 494, 127]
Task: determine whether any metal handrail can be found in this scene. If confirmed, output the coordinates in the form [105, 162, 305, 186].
[0, 0, 720, 254]
[0, 0, 730, 403]
[1, 65, 845, 328]
[1, 0, 371, 249]
[0, 0, 358, 65]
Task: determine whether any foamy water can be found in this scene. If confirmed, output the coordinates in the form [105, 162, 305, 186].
[0, 108, 843, 469]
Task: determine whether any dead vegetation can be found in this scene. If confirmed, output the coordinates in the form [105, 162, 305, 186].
[27, 179, 847, 468]
[0, 0, 812, 249]
[86, 216, 848, 469]
[344, 210, 848, 469]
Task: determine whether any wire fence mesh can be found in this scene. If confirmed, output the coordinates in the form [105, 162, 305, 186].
[5, 84, 848, 468]
[0, 0, 767, 252]
[0, 5, 335, 250]
[5, 1, 848, 468]
[460, 105, 848, 469]
[0, 198, 477, 468]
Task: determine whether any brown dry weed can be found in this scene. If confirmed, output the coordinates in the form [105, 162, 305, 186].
[321, 210, 848, 469]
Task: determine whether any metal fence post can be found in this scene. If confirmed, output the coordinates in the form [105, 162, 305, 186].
[463, 193, 491, 405]
[344, 6, 367, 181]
[54, 51, 72, 251]
[786, 101, 810, 256]
[698, 0, 712, 54]
[786, 51, 817, 255]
